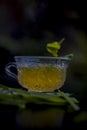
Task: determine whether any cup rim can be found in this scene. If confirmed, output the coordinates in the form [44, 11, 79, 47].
[14, 56, 70, 61]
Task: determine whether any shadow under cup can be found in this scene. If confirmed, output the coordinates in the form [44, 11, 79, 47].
[5, 56, 70, 92]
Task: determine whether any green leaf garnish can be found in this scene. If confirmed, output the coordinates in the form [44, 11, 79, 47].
[58, 90, 80, 111]
[46, 38, 65, 57]
[63, 53, 74, 60]
[0, 84, 79, 111]
[46, 39, 74, 61]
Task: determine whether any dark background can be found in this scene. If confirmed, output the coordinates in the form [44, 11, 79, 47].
[0, 0, 87, 129]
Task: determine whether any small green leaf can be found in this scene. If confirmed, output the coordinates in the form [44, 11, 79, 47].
[63, 53, 74, 60]
[58, 90, 80, 111]
[46, 39, 64, 57]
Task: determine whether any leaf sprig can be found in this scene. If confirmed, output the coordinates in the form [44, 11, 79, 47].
[46, 38, 73, 60]
[46, 38, 65, 57]
[0, 84, 80, 111]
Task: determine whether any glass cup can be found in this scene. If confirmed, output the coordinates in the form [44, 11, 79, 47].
[5, 56, 70, 92]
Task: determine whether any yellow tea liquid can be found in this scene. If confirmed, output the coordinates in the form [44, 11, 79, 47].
[18, 67, 66, 92]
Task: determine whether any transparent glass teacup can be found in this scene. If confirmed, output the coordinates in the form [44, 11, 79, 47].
[5, 56, 70, 92]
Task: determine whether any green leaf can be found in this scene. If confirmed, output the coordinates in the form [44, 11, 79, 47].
[58, 90, 80, 111]
[0, 84, 80, 111]
[63, 53, 74, 60]
[46, 39, 64, 57]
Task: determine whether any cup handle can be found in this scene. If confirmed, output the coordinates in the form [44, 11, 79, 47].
[5, 62, 18, 80]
